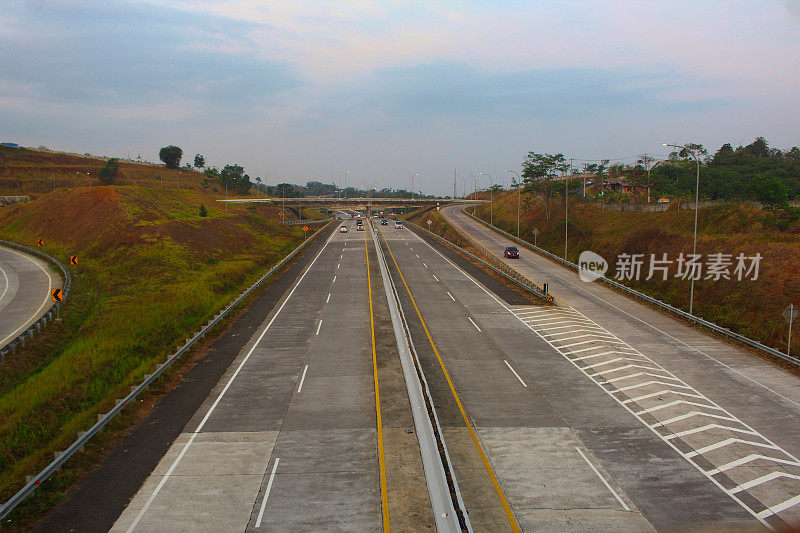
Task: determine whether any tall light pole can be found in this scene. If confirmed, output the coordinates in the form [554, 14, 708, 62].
[664, 143, 701, 315]
[362, 180, 380, 217]
[411, 172, 419, 201]
[505, 169, 522, 237]
[481, 172, 494, 226]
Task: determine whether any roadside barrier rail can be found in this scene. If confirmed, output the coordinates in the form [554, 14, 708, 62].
[0, 222, 334, 522]
[404, 221, 553, 304]
[0, 240, 72, 361]
[284, 217, 335, 225]
[461, 210, 800, 367]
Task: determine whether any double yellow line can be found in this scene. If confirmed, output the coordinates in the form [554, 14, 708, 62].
[364, 224, 390, 532]
[376, 225, 521, 533]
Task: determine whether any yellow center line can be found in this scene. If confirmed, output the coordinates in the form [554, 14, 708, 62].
[365, 223, 390, 532]
[448, 209, 569, 306]
[377, 225, 521, 533]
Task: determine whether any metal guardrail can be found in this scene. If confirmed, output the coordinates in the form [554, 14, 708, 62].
[283, 217, 335, 226]
[404, 221, 554, 304]
[461, 210, 800, 367]
[0, 222, 334, 522]
[0, 240, 72, 362]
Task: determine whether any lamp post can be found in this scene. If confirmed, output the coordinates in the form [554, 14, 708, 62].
[505, 169, 522, 237]
[664, 143, 701, 315]
[411, 172, 419, 202]
[481, 172, 494, 226]
[362, 180, 380, 217]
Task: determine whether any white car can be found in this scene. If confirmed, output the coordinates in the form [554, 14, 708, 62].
[339, 225, 348, 233]
[394, 221, 404, 229]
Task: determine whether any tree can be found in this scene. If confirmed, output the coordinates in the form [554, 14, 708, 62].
[159, 145, 183, 169]
[218, 164, 252, 195]
[744, 137, 770, 158]
[712, 143, 734, 164]
[521, 151, 569, 219]
[199, 204, 208, 217]
[754, 175, 788, 208]
[98, 158, 119, 185]
[194, 154, 205, 168]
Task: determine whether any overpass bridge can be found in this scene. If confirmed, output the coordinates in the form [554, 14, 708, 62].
[219, 197, 486, 210]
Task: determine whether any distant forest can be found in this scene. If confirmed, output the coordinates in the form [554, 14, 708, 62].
[591, 137, 800, 206]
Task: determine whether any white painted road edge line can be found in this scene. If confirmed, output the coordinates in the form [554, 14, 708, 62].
[467, 317, 482, 332]
[326, 293, 331, 303]
[124, 227, 336, 533]
[255, 457, 280, 527]
[0, 247, 54, 348]
[0, 264, 9, 304]
[447, 291, 456, 302]
[574, 447, 630, 511]
[316, 320, 323, 335]
[503, 360, 527, 387]
[297, 365, 309, 393]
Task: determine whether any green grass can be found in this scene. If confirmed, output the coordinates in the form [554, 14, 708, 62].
[0, 187, 306, 518]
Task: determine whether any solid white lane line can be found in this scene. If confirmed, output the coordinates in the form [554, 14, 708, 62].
[0, 247, 54, 347]
[255, 458, 280, 527]
[467, 317, 481, 332]
[433, 275, 439, 282]
[297, 365, 309, 393]
[447, 291, 456, 301]
[504, 360, 527, 387]
[326, 293, 331, 303]
[316, 320, 323, 335]
[575, 447, 630, 511]
[125, 228, 337, 533]
[0, 265, 9, 303]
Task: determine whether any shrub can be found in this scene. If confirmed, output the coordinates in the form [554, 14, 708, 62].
[98, 158, 119, 185]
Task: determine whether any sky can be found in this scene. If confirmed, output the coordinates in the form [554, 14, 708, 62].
[1, 0, 799, 195]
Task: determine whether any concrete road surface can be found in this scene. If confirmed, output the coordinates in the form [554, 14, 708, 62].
[0, 245, 61, 349]
[111, 221, 434, 532]
[439, 204, 800, 530]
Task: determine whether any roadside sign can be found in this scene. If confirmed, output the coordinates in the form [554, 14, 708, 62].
[37, 239, 44, 246]
[427, 219, 432, 227]
[302, 226, 309, 239]
[51, 288, 63, 302]
[532, 228, 539, 236]
[783, 304, 798, 323]
[69, 256, 78, 265]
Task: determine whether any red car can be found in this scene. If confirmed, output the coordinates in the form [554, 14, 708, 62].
[504, 246, 519, 259]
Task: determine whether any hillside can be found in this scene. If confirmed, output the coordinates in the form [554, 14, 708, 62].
[0, 145, 210, 197]
[475, 192, 800, 356]
[0, 185, 310, 519]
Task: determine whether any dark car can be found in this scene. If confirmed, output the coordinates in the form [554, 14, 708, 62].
[504, 246, 519, 259]
[380, 219, 389, 225]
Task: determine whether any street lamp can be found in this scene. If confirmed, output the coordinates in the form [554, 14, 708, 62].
[481, 173, 494, 226]
[505, 169, 522, 237]
[664, 142, 701, 315]
[411, 172, 419, 201]
[362, 180, 380, 217]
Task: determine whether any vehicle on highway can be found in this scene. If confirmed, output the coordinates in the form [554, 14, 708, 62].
[394, 221, 404, 229]
[356, 224, 364, 231]
[339, 225, 348, 233]
[504, 246, 519, 258]
[356, 219, 363, 226]
[380, 219, 389, 225]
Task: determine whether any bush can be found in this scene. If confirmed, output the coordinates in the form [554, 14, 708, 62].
[199, 204, 208, 217]
[98, 158, 119, 185]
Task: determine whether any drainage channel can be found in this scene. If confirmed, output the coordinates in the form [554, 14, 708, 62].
[370, 221, 471, 533]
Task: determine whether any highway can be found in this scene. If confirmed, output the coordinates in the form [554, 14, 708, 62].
[440, 204, 800, 529]
[101, 208, 800, 532]
[111, 220, 434, 532]
[0, 245, 59, 350]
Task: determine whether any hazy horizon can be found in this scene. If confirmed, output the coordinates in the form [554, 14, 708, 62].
[2, 0, 798, 195]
